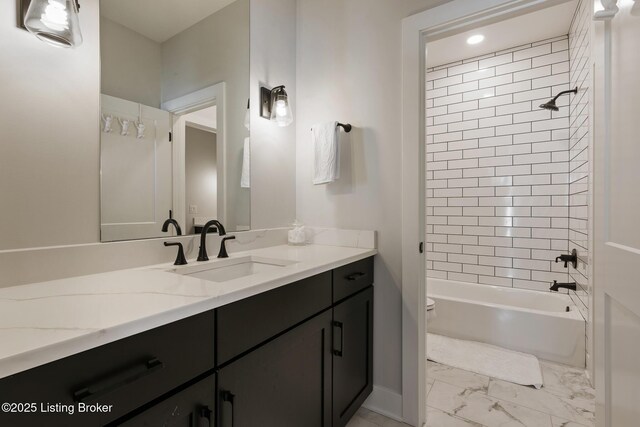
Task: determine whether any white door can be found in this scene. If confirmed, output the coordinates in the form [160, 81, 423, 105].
[593, 2, 640, 426]
[100, 95, 173, 242]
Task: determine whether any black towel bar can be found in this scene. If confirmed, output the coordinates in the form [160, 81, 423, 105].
[311, 123, 353, 133]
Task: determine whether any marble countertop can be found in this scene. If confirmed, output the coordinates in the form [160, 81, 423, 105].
[0, 244, 376, 380]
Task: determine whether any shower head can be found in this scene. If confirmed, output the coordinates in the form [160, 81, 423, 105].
[539, 87, 578, 111]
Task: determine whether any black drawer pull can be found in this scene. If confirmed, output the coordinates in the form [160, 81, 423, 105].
[199, 405, 213, 427]
[333, 321, 344, 357]
[221, 390, 235, 427]
[345, 272, 366, 281]
[72, 358, 164, 403]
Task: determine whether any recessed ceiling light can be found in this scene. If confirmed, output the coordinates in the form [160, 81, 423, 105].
[467, 34, 485, 45]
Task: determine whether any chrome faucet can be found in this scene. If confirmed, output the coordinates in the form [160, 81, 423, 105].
[197, 220, 226, 261]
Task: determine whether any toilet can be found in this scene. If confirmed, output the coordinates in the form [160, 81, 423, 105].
[426, 297, 436, 321]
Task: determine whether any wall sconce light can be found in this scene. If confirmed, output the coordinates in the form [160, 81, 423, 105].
[20, 0, 83, 48]
[260, 85, 293, 127]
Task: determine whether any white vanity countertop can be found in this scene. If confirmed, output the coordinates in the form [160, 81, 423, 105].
[0, 244, 376, 380]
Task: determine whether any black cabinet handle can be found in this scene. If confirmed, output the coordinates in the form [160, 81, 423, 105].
[345, 272, 366, 281]
[199, 405, 213, 427]
[72, 358, 164, 403]
[221, 390, 235, 427]
[333, 321, 344, 357]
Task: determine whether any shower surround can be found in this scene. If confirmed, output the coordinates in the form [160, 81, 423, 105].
[425, 35, 572, 292]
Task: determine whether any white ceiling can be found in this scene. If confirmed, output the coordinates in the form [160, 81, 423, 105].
[101, 0, 238, 43]
[426, 0, 578, 67]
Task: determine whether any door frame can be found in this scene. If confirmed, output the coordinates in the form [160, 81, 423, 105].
[162, 83, 227, 233]
[400, 1, 577, 425]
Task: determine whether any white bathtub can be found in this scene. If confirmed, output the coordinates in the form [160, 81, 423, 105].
[427, 278, 586, 368]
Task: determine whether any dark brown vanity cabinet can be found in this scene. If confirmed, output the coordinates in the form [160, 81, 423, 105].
[214, 257, 374, 427]
[0, 257, 374, 427]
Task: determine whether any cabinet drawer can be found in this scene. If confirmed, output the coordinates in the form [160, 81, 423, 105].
[216, 272, 332, 366]
[0, 310, 215, 427]
[333, 257, 374, 303]
[114, 374, 215, 426]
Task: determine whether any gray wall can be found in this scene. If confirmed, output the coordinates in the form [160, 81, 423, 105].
[100, 17, 162, 108]
[294, 0, 444, 396]
[249, 0, 297, 230]
[185, 127, 218, 234]
[0, 0, 100, 250]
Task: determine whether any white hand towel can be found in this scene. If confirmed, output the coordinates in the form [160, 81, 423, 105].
[240, 137, 250, 188]
[312, 121, 340, 185]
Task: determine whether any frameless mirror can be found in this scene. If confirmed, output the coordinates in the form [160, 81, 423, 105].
[99, 0, 250, 242]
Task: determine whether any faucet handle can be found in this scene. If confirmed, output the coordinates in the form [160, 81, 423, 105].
[554, 249, 578, 269]
[218, 236, 236, 259]
[164, 242, 188, 266]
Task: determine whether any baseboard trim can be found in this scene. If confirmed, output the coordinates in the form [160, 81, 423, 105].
[362, 385, 404, 422]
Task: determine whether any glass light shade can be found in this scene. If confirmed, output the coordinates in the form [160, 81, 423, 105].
[24, 0, 83, 48]
[269, 87, 293, 127]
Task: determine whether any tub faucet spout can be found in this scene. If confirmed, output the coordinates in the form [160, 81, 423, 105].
[550, 281, 577, 292]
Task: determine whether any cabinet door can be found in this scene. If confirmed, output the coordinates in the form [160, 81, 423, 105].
[332, 287, 374, 427]
[114, 374, 215, 427]
[217, 311, 332, 427]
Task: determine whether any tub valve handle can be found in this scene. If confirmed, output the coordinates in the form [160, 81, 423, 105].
[555, 249, 577, 269]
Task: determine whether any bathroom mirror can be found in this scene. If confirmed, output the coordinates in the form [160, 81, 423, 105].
[99, 0, 250, 242]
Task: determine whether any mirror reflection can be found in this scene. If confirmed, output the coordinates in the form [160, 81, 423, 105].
[99, 0, 250, 242]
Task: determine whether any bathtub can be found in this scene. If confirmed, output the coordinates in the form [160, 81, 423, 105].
[427, 278, 586, 368]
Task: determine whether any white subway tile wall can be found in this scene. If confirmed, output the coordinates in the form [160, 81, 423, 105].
[425, 35, 572, 292]
[568, 0, 591, 371]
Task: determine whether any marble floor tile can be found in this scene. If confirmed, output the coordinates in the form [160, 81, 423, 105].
[346, 415, 380, 427]
[488, 379, 594, 426]
[427, 406, 484, 426]
[428, 380, 553, 427]
[350, 361, 594, 427]
[551, 416, 592, 427]
[428, 360, 491, 393]
[427, 380, 434, 396]
[540, 361, 595, 401]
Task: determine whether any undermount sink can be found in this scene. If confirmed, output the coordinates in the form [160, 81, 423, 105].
[169, 256, 297, 283]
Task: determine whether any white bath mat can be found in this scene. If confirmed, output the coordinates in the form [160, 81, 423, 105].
[427, 333, 543, 389]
